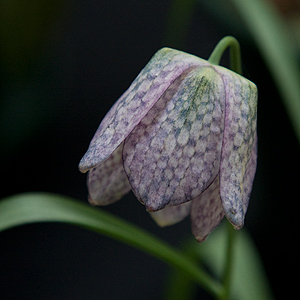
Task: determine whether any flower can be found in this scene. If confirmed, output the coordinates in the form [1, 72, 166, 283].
[79, 47, 258, 242]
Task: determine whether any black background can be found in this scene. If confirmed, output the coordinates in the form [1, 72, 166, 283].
[0, 1, 298, 299]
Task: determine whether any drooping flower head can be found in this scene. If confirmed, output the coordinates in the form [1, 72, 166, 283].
[79, 47, 257, 242]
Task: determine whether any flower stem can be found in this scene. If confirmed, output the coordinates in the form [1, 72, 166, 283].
[208, 36, 242, 75]
[218, 220, 236, 300]
[209, 36, 241, 299]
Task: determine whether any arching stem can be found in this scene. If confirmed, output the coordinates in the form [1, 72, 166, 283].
[208, 36, 242, 75]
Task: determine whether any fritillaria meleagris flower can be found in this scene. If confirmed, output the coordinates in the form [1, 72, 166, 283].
[79, 48, 257, 242]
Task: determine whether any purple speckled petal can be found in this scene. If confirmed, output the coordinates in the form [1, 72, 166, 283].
[216, 66, 258, 229]
[123, 66, 226, 212]
[149, 201, 191, 227]
[191, 176, 225, 242]
[87, 143, 131, 205]
[79, 48, 209, 173]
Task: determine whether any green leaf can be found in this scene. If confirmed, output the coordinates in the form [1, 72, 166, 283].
[196, 0, 300, 143]
[228, 0, 300, 143]
[0, 192, 221, 298]
[194, 222, 274, 300]
[164, 222, 273, 300]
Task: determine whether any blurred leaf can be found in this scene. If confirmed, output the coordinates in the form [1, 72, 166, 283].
[195, 222, 274, 300]
[164, 221, 273, 300]
[0, 193, 222, 297]
[228, 0, 300, 143]
[197, 0, 300, 142]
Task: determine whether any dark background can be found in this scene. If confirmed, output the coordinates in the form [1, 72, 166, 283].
[0, 1, 299, 299]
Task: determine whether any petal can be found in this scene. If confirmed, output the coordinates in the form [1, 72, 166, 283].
[149, 201, 191, 227]
[123, 66, 226, 211]
[190, 176, 225, 243]
[79, 48, 209, 173]
[240, 133, 257, 215]
[87, 143, 131, 205]
[216, 67, 258, 229]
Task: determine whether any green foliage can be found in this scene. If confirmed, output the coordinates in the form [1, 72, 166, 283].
[0, 193, 273, 299]
[164, 223, 274, 300]
[0, 193, 221, 298]
[201, 0, 300, 143]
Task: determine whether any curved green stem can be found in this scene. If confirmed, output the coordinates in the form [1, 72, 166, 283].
[208, 36, 242, 75]
[208, 36, 241, 299]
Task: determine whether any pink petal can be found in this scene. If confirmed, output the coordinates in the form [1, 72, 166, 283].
[87, 143, 131, 205]
[79, 48, 208, 173]
[217, 67, 258, 229]
[123, 66, 226, 211]
[191, 176, 225, 242]
[149, 201, 192, 227]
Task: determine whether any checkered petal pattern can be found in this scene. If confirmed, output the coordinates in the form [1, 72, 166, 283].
[87, 143, 131, 205]
[123, 66, 225, 211]
[217, 67, 258, 229]
[79, 47, 258, 241]
[79, 48, 208, 173]
[191, 176, 225, 242]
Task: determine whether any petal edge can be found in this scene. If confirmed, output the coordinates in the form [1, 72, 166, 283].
[79, 48, 209, 173]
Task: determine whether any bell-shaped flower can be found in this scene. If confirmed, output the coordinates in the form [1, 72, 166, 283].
[79, 47, 257, 242]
